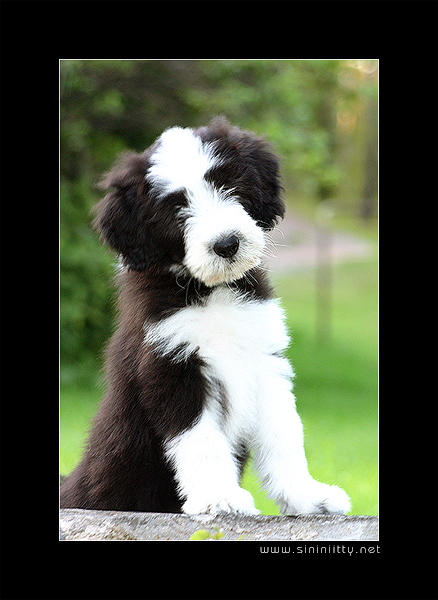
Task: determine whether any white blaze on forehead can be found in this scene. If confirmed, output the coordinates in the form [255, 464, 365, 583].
[146, 127, 217, 196]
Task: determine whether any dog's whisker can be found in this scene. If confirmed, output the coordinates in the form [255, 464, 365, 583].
[175, 272, 187, 290]
[185, 277, 193, 305]
[262, 248, 278, 259]
[274, 243, 293, 250]
[245, 270, 259, 286]
[272, 226, 285, 239]
[257, 264, 272, 273]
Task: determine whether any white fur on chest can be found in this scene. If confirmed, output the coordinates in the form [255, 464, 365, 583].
[144, 287, 293, 440]
[150, 285, 351, 516]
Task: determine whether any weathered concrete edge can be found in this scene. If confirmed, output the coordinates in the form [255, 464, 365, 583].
[60, 509, 378, 541]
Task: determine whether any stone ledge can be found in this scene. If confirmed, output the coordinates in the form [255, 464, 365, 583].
[60, 509, 378, 541]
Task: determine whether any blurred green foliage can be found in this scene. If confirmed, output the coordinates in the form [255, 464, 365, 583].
[60, 59, 377, 381]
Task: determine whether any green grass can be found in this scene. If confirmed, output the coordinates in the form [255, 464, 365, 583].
[60, 384, 102, 475]
[60, 257, 378, 516]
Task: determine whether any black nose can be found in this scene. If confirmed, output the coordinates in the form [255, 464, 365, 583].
[213, 234, 240, 259]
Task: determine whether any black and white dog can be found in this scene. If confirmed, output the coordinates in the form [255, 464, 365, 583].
[60, 117, 350, 515]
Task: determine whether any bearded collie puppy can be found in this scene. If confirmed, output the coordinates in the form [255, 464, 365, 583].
[60, 117, 350, 516]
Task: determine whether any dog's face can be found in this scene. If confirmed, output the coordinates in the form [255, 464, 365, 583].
[94, 118, 284, 286]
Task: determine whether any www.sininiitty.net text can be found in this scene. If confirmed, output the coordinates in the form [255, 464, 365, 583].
[260, 545, 379, 554]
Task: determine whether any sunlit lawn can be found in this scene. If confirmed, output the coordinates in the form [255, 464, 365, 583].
[60, 258, 378, 516]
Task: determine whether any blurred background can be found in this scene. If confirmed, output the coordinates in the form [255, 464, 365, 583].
[60, 59, 378, 515]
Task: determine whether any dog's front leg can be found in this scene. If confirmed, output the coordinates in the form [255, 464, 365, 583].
[253, 372, 351, 515]
[164, 409, 259, 515]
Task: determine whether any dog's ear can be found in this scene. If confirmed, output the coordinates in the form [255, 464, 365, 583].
[243, 135, 285, 231]
[93, 152, 162, 271]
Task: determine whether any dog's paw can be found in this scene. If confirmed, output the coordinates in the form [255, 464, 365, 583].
[280, 480, 351, 515]
[310, 483, 351, 515]
[183, 487, 260, 516]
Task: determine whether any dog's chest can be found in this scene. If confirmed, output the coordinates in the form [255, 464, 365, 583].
[189, 289, 288, 367]
[144, 286, 290, 396]
[144, 286, 294, 444]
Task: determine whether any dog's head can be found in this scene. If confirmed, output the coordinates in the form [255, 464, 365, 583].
[94, 117, 284, 286]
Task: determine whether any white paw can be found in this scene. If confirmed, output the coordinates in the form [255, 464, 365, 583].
[183, 487, 260, 516]
[280, 480, 351, 515]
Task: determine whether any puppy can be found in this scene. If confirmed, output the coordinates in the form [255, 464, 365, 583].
[60, 117, 350, 515]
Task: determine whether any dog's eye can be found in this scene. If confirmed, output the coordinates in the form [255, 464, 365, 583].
[163, 190, 188, 209]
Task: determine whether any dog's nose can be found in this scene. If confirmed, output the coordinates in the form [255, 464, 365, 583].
[213, 234, 240, 259]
